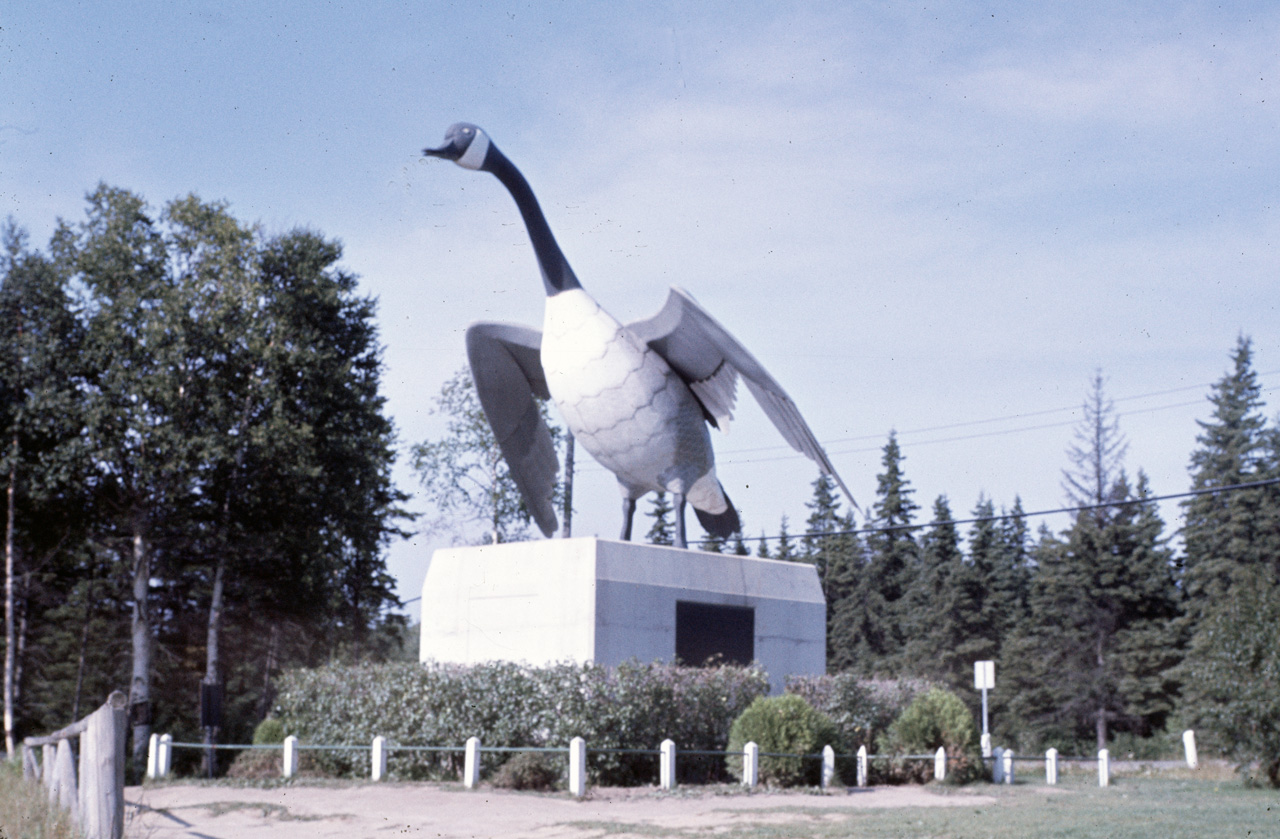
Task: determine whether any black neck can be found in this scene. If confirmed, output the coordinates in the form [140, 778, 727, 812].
[488, 149, 581, 295]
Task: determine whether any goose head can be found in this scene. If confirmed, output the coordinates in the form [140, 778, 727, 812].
[423, 122, 493, 171]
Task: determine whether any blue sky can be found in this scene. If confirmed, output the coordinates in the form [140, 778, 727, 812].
[4, 2, 1279, 607]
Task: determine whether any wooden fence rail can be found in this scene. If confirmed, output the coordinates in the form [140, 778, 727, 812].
[20, 691, 128, 839]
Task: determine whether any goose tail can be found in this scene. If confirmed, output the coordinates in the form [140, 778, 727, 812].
[694, 484, 741, 540]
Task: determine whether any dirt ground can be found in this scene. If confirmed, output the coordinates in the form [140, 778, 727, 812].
[124, 781, 999, 838]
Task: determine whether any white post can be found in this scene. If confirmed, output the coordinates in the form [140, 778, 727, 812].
[53, 738, 77, 818]
[42, 743, 55, 795]
[569, 737, 586, 798]
[1182, 730, 1198, 769]
[856, 745, 868, 788]
[158, 733, 172, 777]
[147, 733, 159, 779]
[1045, 748, 1058, 785]
[980, 732, 992, 759]
[1098, 748, 1110, 787]
[660, 739, 677, 790]
[371, 736, 387, 781]
[1002, 748, 1014, 784]
[464, 737, 481, 789]
[992, 747, 1004, 783]
[283, 735, 298, 778]
[822, 745, 836, 789]
[742, 741, 759, 787]
[77, 695, 127, 839]
[934, 747, 946, 782]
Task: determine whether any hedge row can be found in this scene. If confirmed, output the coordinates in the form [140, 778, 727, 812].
[274, 660, 770, 784]
[272, 661, 944, 786]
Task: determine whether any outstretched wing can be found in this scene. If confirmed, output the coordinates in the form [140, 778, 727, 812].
[465, 322, 560, 537]
[627, 287, 858, 511]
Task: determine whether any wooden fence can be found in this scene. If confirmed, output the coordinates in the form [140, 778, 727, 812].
[20, 691, 128, 839]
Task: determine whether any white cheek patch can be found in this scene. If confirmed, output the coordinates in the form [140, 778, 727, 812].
[458, 132, 490, 170]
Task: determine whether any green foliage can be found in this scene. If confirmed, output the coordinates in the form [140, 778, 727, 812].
[1181, 568, 1280, 786]
[786, 673, 930, 753]
[882, 687, 981, 783]
[0, 759, 76, 839]
[273, 660, 768, 784]
[411, 367, 560, 545]
[491, 751, 562, 791]
[252, 717, 285, 745]
[726, 694, 840, 786]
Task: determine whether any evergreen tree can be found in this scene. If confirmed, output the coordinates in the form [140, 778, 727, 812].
[863, 433, 918, 657]
[1181, 336, 1280, 619]
[731, 530, 750, 556]
[825, 511, 881, 673]
[755, 532, 771, 559]
[645, 492, 674, 546]
[774, 515, 795, 561]
[802, 473, 842, 581]
[899, 496, 968, 683]
[1000, 376, 1181, 750]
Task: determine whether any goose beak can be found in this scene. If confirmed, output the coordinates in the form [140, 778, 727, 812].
[423, 139, 462, 160]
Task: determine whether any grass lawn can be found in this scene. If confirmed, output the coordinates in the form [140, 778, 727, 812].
[568, 773, 1279, 839]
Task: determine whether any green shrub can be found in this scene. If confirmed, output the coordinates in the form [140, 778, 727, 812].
[273, 659, 769, 785]
[252, 716, 285, 745]
[491, 752, 562, 790]
[726, 694, 841, 787]
[882, 687, 982, 783]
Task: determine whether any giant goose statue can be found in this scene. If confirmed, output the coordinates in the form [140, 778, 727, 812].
[424, 123, 854, 549]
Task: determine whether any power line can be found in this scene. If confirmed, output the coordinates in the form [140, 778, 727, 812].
[730, 477, 1280, 544]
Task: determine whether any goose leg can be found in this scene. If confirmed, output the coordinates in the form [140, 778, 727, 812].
[673, 492, 687, 549]
[620, 497, 637, 541]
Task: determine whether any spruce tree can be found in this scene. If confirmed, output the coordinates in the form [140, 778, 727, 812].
[864, 433, 919, 659]
[645, 492, 674, 546]
[899, 496, 966, 683]
[774, 516, 795, 561]
[1182, 336, 1280, 620]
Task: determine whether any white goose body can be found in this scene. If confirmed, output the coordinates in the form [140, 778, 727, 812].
[542, 288, 727, 512]
[423, 122, 854, 547]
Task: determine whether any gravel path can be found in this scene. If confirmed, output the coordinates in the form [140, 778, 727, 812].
[124, 781, 999, 838]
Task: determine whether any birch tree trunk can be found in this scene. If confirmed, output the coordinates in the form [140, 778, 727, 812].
[129, 523, 152, 761]
[4, 446, 16, 760]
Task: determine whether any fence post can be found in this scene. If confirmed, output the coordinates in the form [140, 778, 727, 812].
[283, 735, 298, 778]
[934, 747, 946, 782]
[822, 745, 836, 789]
[158, 733, 172, 777]
[1002, 748, 1014, 784]
[77, 692, 127, 839]
[660, 739, 677, 790]
[1182, 730, 1198, 769]
[1045, 748, 1058, 785]
[856, 745, 868, 788]
[464, 737, 480, 789]
[147, 733, 159, 779]
[372, 736, 387, 781]
[1098, 748, 1110, 787]
[53, 738, 77, 817]
[21, 744, 38, 780]
[42, 743, 55, 795]
[742, 741, 759, 787]
[992, 747, 1004, 783]
[569, 737, 586, 798]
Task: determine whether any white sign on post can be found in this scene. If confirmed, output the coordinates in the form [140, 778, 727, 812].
[974, 660, 995, 690]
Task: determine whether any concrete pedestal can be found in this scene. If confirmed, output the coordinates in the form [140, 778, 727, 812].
[419, 537, 825, 692]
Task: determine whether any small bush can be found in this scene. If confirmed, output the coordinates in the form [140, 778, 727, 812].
[491, 752, 561, 790]
[726, 694, 841, 787]
[881, 687, 982, 783]
[253, 716, 285, 745]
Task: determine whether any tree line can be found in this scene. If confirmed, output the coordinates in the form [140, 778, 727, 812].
[620, 342, 1278, 776]
[1, 185, 409, 767]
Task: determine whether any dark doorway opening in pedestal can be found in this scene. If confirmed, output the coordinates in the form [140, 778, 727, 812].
[676, 601, 754, 666]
